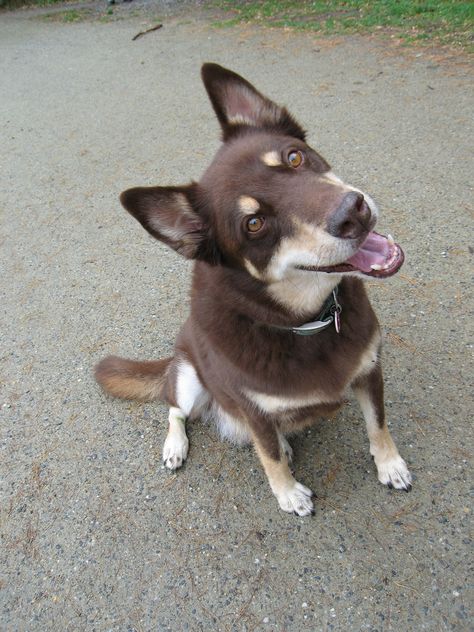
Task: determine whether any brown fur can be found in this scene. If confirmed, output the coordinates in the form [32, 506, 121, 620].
[95, 356, 171, 401]
[95, 63, 411, 514]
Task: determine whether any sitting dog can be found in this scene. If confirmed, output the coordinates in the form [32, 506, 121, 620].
[95, 63, 412, 516]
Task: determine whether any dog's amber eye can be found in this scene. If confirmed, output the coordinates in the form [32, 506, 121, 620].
[246, 216, 265, 233]
[288, 150, 303, 168]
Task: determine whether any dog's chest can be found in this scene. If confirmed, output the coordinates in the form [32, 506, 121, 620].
[190, 274, 380, 415]
[243, 388, 333, 413]
[242, 331, 380, 414]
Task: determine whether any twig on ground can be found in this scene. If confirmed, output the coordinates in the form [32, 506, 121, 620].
[132, 24, 163, 41]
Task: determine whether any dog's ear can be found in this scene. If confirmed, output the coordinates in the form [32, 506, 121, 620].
[201, 63, 305, 141]
[120, 184, 218, 262]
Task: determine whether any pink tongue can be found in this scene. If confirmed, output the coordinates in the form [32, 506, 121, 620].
[346, 232, 390, 273]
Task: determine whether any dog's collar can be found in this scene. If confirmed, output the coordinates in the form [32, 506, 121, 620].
[269, 286, 342, 336]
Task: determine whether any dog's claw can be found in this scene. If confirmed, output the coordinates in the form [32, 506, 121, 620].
[276, 481, 314, 517]
[166, 456, 182, 469]
[376, 455, 412, 492]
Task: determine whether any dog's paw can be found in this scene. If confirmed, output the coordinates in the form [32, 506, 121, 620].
[163, 432, 189, 470]
[376, 455, 412, 491]
[275, 481, 315, 517]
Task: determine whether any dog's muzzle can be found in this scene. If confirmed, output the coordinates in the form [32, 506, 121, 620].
[327, 192, 375, 240]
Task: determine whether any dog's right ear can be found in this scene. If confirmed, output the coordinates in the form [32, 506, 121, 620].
[201, 62, 305, 141]
[120, 184, 218, 262]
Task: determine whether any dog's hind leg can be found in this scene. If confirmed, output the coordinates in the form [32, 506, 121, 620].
[251, 425, 314, 516]
[163, 360, 207, 470]
[353, 366, 412, 491]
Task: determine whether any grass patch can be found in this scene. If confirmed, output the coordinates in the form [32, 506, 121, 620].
[40, 7, 91, 21]
[210, 0, 474, 51]
[1, 0, 72, 8]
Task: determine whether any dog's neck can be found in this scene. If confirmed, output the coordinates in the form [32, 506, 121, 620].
[266, 271, 342, 319]
[193, 263, 342, 329]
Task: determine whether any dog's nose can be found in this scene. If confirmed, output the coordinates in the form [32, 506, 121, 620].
[327, 192, 372, 240]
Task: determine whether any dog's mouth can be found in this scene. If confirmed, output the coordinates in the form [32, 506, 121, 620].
[298, 231, 404, 278]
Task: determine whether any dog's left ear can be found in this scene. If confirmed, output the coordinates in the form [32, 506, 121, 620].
[120, 184, 218, 262]
[201, 63, 305, 141]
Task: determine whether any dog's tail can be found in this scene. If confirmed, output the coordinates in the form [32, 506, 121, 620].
[95, 355, 172, 401]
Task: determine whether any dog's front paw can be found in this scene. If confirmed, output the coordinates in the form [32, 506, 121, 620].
[275, 481, 315, 517]
[163, 432, 189, 470]
[376, 455, 412, 491]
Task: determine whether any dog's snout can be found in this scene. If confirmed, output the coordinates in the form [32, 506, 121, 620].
[327, 192, 372, 240]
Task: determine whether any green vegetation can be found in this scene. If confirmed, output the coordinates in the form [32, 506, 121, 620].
[40, 7, 88, 21]
[211, 0, 474, 51]
[2, 0, 471, 51]
[2, 0, 68, 8]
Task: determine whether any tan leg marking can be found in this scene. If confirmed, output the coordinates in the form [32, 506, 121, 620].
[354, 388, 412, 490]
[253, 434, 314, 516]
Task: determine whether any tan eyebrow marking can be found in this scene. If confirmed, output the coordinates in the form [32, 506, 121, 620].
[261, 151, 282, 167]
[238, 195, 260, 215]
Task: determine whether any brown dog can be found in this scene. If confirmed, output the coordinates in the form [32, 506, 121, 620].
[95, 63, 412, 516]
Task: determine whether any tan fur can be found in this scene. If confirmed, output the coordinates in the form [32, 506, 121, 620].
[261, 150, 282, 166]
[245, 387, 334, 414]
[252, 433, 314, 515]
[253, 435, 295, 491]
[95, 356, 171, 401]
[354, 387, 399, 461]
[238, 195, 260, 215]
[265, 220, 354, 281]
[243, 258, 264, 280]
[352, 331, 382, 380]
[267, 270, 340, 317]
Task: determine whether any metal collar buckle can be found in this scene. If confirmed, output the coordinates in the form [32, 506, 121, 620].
[290, 289, 342, 336]
[267, 286, 342, 337]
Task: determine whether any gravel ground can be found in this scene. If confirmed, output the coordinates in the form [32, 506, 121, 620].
[1, 3, 473, 630]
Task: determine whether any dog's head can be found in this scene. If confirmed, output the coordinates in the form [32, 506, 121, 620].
[121, 64, 403, 298]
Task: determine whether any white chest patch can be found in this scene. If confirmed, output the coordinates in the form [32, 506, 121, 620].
[202, 402, 252, 445]
[244, 389, 333, 414]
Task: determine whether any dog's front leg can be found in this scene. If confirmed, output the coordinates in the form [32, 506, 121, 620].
[163, 406, 189, 470]
[162, 360, 206, 470]
[251, 422, 314, 516]
[353, 366, 412, 491]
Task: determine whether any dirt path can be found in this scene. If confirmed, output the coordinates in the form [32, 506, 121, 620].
[1, 4, 472, 630]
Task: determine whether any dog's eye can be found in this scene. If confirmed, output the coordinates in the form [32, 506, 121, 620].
[246, 216, 265, 233]
[288, 150, 303, 168]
